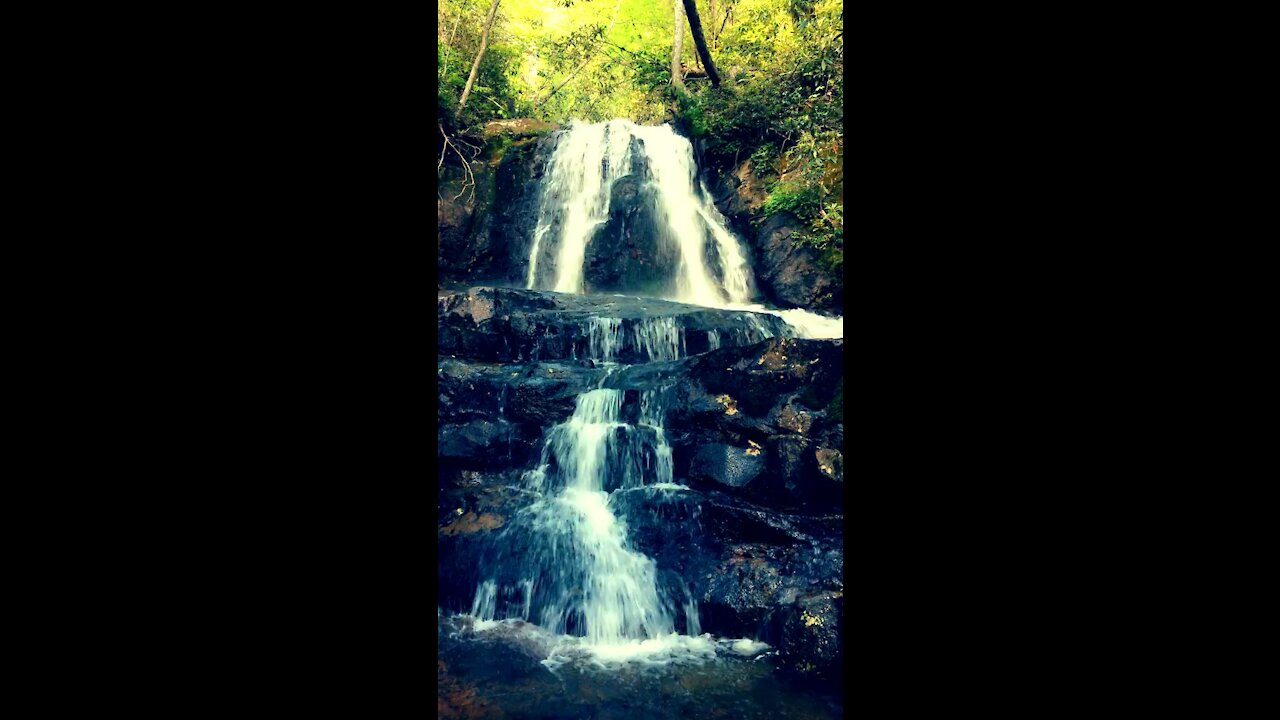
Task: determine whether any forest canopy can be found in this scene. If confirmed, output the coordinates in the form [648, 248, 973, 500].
[438, 0, 842, 267]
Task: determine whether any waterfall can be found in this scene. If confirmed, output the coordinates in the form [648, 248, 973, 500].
[454, 118, 852, 669]
[528, 120, 634, 294]
[586, 317, 623, 362]
[513, 388, 677, 646]
[471, 579, 497, 623]
[583, 316, 687, 363]
[525, 118, 843, 340]
[526, 120, 749, 306]
[631, 318, 684, 362]
[628, 124, 737, 307]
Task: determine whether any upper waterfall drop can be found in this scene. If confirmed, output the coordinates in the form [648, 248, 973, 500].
[526, 119, 753, 306]
[524, 118, 843, 340]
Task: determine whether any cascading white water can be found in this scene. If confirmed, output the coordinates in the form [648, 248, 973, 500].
[528, 120, 742, 306]
[583, 316, 687, 363]
[586, 317, 623, 362]
[528, 121, 634, 294]
[471, 579, 497, 626]
[627, 124, 734, 307]
[631, 317, 684, 362]
[527, 119, 843, 339]
[518, 388, 676, 646]
[695, 194, 754, 304]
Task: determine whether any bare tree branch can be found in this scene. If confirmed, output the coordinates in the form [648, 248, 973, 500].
[457, 0, 502, 119]
[672, 0, 685, 90]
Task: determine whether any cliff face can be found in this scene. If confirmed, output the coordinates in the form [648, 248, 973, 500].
[703, 154, 843, 313]
[439, 120, 842, 314]
[438, 123, 557, 286]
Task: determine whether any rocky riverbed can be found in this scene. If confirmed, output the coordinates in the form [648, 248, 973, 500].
[438, 287, 843, 691]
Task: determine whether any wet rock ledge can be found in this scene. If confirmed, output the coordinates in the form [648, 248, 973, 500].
[437, 287, 845, 681]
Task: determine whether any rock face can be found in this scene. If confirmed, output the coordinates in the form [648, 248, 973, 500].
[437, 158, 493, 281]
[755, 211, 839, 310]
[438, 130, 557, 287]
[618, 485, 842, 676]
[438, 286, 792, 364]
[706, 158, 842, 313]
[437, 288, 844, 680]
[689, 443, 765, 488]
[708, 158, 769, 221]
[584, 174, 679, 295]
[491, 138, 555, 287]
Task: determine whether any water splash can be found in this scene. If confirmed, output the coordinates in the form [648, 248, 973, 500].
[717, 302, 844, 340]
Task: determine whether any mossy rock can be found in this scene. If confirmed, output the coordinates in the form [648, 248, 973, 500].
[481, 118, 556, 139]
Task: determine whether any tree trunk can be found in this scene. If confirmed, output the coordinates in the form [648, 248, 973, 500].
[456, 0, 502, 120]
[671, 0, 685, 90]
[709, 0, 718, 50]
[680, 0, 720, 87]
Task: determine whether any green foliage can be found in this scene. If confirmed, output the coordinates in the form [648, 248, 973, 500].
[748, 143, 776, 171]
[439, 0, 843, 283]
[762, 181, 820, 218]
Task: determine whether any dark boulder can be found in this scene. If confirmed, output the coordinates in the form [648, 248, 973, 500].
[688, 442, 765, 489]
[695, 533, 843, 644]
[438, 133, 556, 287]
[506, 375, 582, 427]
[491, 138, 555, 286]
[692, 337, 843, 417]
[767, 393, 819, 435]
[437, 477, 535, 615]
[437, 159, 493, 281]
[438, 419, 538, 470]
[776, 590, 843, 679]
[438, 356, 599, 432]
[584, 174, 678, 296]
[708, 158, 768, 224]
[613, 487, 843, 655]
[753, 211, 839, 311]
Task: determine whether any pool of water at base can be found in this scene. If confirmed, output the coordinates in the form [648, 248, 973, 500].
[438, 616, 843, 720]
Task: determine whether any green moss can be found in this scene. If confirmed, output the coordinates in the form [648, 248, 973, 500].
[825, 378, 843, 419]
[485, 134, 513, 161]
[820, 246, 843, 271]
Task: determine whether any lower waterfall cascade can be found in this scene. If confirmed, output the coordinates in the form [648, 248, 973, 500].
[456, 330, 763, 667]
